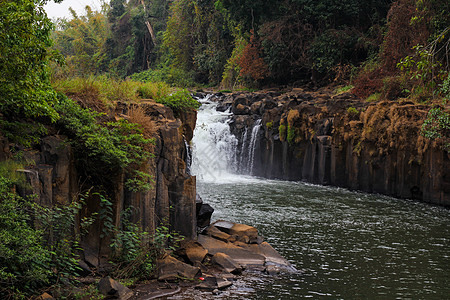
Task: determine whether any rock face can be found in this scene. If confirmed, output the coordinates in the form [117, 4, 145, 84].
[0, 100, 198, 268]
[216, 90, 450, 206]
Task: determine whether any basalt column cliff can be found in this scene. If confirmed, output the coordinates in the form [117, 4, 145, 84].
[214, 89, 450, 206]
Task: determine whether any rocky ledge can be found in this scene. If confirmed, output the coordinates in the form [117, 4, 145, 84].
[129, 220, 296, 299]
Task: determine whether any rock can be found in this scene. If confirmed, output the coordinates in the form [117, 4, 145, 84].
[233, 103, 250, 115]
[212, 289, 220, 295]
[250, 101, 263, 115]
[241, 242, 297, 273]
[157, 255, 201, 281]
[204, 225, 232, 242]
[195, 275, 233, 291]
[265, 264, 281, 275]
[211, 253, 242, 274]
[213, 220, 259, 244]
[36, 292, 55, 300]
[198, 235, 265, 269]
[177, 240, 208, 264]
[216, 278, 233, 290]
[77, 260, 93, 276]
[98, 276, 133, 300]
[197, 203, 214, 228]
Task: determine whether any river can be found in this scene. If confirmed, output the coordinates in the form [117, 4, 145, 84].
[173, 98, 450, 299]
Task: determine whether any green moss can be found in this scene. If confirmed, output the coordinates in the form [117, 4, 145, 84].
[278, 124, 286, 141]
[366, 93, 381, 102]
[287, 125, 296, 145]
[347, 107, 359, 115]
[266, 121, 273, 130]
[335, 85, 354, 94]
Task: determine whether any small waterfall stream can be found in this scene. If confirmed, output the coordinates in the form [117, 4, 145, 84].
[248, 119, 262, 174]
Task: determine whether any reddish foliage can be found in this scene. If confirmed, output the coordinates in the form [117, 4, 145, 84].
[353, 0, 431, 98]
[352, 68, 384, 99]
[381, 0, 429, 73]
[239, 32, 268, 81]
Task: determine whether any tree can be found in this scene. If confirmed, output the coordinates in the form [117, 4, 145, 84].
[0, 0, 61, 121]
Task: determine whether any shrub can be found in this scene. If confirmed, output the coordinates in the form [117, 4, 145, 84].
[421, 107, 450, 151]
[136, 82, 171, 100]
[0, 176, 52, 299]
[156, 89, 201, 113]
[54, 94, 153, 179]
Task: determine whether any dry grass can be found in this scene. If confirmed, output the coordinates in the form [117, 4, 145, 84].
[128, 106, 157, 140]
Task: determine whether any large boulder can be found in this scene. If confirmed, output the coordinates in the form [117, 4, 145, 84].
[157, 255, 201, 281]
[176, 240, 208, 264]
[197, 203, 214, 228]
[213, 220, 259, 244]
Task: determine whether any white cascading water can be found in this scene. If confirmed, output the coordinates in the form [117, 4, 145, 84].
[191, 95, 239, 182]
[248, 119, 262, 174]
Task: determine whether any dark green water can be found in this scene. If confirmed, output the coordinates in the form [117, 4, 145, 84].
[172, 176, 450, 299]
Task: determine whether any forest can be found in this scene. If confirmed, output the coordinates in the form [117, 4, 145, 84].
[0, 0, 449, 299]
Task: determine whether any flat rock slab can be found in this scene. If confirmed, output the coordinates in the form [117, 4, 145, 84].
[243, 242, 297, 273]
[211, 252, 242, 274]
[198, 235, 265, 268]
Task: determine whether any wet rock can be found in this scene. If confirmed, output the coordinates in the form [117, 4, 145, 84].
[216, 100, 232, 112]
[265, 264, 281, 275]
[241, 242, 297, 273]
[211, 253, 242, 274]
[98, 276, 133, 300]
[197, 203, 214, 228]
[216, 278, 233, 290]
[157, 255, 201, 281]
[195, 275, 233, 291]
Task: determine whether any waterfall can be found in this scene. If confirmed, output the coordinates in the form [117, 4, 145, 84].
[184, 138, 192, 175]
[191, 95, 263, 181]
[248, 119, 262, 175]
[191, 95, 238, 182]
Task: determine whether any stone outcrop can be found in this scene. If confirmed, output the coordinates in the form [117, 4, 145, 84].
[0, 100, 198, 269]
[213, 89, 450, 206]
